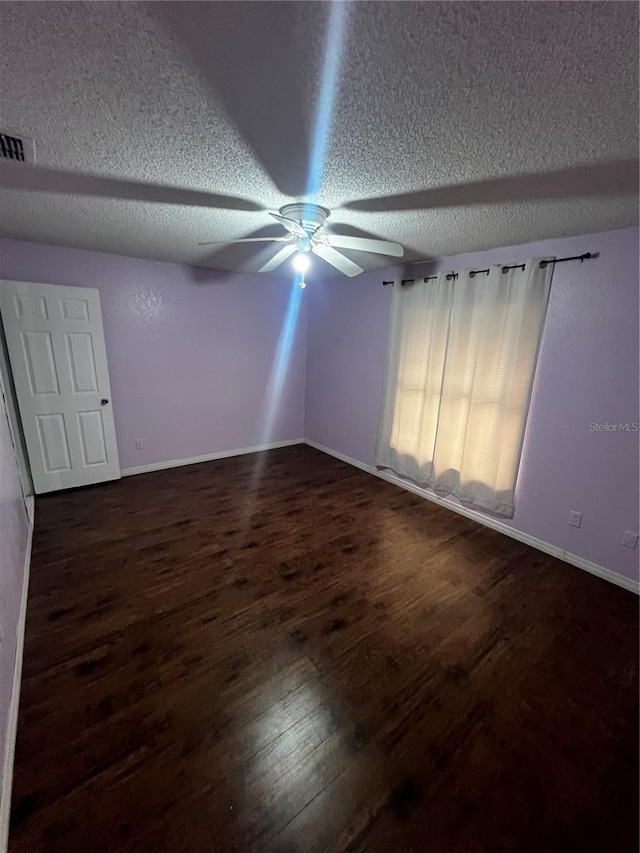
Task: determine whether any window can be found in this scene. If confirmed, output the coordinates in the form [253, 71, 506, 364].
[376, 260, 552, 516]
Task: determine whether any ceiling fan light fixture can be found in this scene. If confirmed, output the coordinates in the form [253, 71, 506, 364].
[292, 252, 310, 273]
[200, 201, 402, 277]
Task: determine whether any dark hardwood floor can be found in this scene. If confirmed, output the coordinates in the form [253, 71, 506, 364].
[9, 444, 639, 852]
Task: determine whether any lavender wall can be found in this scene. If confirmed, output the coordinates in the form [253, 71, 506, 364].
[0, 239, 306, 470]
[0, 230, 637, 582]
[305, 226, 640, 583]
[0, 387, 30, 797]
[0, 226, 635, 820]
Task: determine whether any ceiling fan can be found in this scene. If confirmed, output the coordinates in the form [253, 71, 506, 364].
[1, 156, 636, 278]
[198, 203, 404, 277]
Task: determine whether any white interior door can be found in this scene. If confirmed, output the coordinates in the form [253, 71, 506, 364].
[0, 280, 120, 493]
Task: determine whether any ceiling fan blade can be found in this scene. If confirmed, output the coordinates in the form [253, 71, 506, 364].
[320, 234, 404, 257]
[268, 212, 307, 237]
[312, 243, 364, 277]
[342, 158, 640, 213]
[0, 162, 262, 211]
[198, 236, 293, 246]
[258, 243, 297, 273]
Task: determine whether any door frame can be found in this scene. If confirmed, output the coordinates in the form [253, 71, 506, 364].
[0, 278, 120, 495]
[0, 290, 33, 514]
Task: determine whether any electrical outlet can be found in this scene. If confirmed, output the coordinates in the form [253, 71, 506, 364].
[135, 439, 143, 450]
[568, 511, 582, 528]
[622, 531, 638, 550]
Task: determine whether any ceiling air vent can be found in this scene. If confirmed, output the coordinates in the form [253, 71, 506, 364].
[0, 131, 35, 164]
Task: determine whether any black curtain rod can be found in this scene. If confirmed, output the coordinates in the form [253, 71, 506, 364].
[382, 252, 596, 287]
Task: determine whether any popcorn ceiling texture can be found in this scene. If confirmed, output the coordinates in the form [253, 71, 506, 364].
[0, 1, 637, 276]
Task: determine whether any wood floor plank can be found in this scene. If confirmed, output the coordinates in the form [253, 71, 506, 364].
[9, 445, 639, 852]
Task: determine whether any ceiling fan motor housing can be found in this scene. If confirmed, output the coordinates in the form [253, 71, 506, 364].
[280, 203, 330, 235]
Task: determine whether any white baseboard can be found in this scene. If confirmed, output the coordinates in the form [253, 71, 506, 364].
[121, 438, 304, 477]
[304, 439, 639, 595]
[0, 515, 34, 851]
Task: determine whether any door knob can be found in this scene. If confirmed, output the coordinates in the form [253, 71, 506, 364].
[100, 398, 109, 406]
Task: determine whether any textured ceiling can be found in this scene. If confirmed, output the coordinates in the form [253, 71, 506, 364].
[0, 1, 638, 279]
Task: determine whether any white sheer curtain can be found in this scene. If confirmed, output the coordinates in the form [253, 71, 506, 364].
[376, 259, 552, 516]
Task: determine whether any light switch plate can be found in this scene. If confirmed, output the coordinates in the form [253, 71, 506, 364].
[568, 511, 582, 528]
[622, 531, 638, 550]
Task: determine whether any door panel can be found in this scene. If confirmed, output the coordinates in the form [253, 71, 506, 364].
[15, 293, 48, 319]
[37, 413, 72, 472]
[65, 333, 98, 393]
[22, 331, 59, 395]
[77, 411, 108, 465]
[0, 280, 120, 493]
[60, 296, 90, 321]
